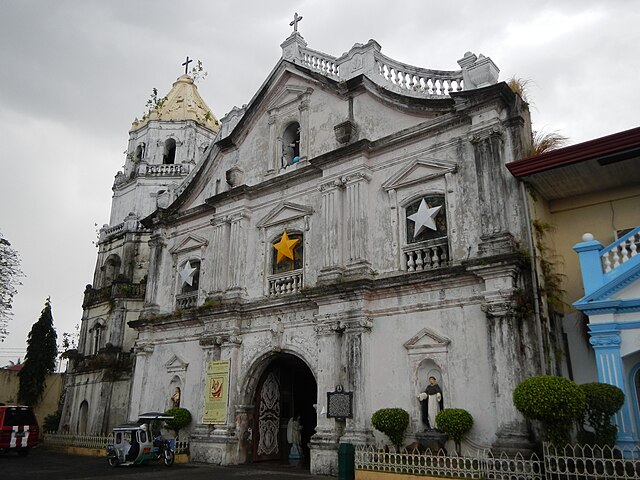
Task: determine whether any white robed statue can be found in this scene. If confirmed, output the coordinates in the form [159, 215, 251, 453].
[287, 415, 303, 459]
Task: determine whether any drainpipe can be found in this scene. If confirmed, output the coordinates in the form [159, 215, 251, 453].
[520, 182, 546, 373]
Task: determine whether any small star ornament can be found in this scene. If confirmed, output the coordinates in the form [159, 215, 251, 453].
[179, 261, 197, 286]
[273, 230, 300, 263]
[407, 199, 442, 238]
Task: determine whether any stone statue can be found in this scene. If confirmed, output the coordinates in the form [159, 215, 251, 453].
[286, 415, 303, 459]
[418, 376, 443, 430]
[171, 386, 181, 408]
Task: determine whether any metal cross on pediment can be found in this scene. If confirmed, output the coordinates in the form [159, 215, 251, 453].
[182, 56, 193, 75]
[289, 12, 303, 33]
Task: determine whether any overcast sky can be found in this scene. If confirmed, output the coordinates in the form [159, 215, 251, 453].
[1, 1, 638, 365]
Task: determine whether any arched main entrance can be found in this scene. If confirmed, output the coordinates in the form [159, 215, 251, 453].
[252, 353, 317, 465]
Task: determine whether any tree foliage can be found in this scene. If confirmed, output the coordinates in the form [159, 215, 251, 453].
[513, 375, 585, 447]
[18, 298, 58, 405]
[0, 231, 23, 341]
[371, 408, 410, 448]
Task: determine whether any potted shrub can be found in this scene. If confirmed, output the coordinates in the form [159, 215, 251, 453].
[513, 375, 585, 447]
[435, 408, 473, 455]
[371, 408, 410, 450]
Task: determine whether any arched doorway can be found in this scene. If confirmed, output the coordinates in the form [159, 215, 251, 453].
[252, 353, 317, 465]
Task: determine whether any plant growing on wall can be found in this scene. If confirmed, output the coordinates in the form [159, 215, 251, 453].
[164, 407, 192, 438]
[579, 382, 624, 447]
[371, 408, 410, 449]
[513, 375, 585, 447]
[436, 408, 473, 455]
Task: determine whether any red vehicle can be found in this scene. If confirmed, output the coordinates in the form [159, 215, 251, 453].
[0, 405, 39, 455]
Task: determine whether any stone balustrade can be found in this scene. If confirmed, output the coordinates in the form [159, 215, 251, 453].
[601, 227, 640, 273]
[299, 46, 340, 79]
[403, 239, 449, 272]
[373, 50, 464, 97]
[83, 282, 146, 307]
[268, 269, 304, 296]
[146, 164, 187, 176]
[176, 291, 198, 310]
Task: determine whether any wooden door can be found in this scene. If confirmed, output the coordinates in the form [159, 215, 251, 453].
[253, 370, 281, 461]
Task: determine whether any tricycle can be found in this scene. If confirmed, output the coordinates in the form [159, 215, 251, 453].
[106, 412, 175, 467]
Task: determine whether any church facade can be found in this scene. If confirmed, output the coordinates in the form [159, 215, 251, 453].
[61, 27, 553, 475]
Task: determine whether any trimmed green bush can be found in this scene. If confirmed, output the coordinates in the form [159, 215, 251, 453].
[43, 411, 61, 432]
[371, 408, 410, 448]
[580, 382, 624, 447]
[436, 408, 473, 455]
[164, 407, 192, 437]
[513, 375, 585, 447]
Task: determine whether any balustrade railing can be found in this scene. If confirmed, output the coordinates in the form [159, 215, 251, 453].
[146, 164, 187, 176]
[176, 291, 198, 310]
[83, 282, 146, 307]
[299, 46, 339, 78]
[374, 50, 464, 97]
[268, 269, 303, 296]
[601, 227, 640, 274]
[403, 238, 449, 272]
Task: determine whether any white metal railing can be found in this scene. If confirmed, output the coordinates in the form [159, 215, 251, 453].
[146, 164, 187, 176]
[267, 269, 303, 296]
[601, 227, 640, 273]
[43, 432, 189, 454]
[44, 432, 113, 449]
[374, 50, 464, 97]
[544, 443, 640, 480]
[356, 443, 640, 480]
[355, 445, 542, 479]
[403, 239, 449, 272]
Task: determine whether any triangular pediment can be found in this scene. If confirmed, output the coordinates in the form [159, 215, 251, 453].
[404, 328, 451, 354]
[165, 354, 189, 373]
[266, 85, 313, 113]
[169, 233, 209, 255]
[382, 159, 457, 191]
[257, 202, 314, 229]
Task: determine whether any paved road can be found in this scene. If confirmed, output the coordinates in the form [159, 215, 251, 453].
[0, 447, 328, 480]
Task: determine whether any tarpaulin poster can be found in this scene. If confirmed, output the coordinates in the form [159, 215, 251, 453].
[203, 360, 230, 424]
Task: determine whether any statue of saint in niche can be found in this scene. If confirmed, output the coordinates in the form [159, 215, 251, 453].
[171, 386, 181, 408]
[418, 376, 443, 430]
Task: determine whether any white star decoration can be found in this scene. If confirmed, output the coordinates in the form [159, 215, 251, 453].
[407, 199, 442, 238]
[179, 261, 197, 286]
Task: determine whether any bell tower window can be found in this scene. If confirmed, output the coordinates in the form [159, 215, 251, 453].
[163, 138, 177, 164]
[281, 122, 300, 168]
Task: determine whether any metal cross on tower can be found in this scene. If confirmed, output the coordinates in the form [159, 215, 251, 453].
[182, 56, 193, 75]
[289, 12, 303, 33]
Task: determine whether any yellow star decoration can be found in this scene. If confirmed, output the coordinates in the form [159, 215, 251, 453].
[273, 230, 300, 264]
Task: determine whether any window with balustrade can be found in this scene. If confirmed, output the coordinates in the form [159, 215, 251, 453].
[268, 231, 303, 296]
[402, 195, 449, 272]
[175, 259, 200, 309]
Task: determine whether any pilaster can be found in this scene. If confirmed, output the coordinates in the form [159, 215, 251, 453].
[589, 324, 637, 447]
[344, 170, 372, 276]
[318, 179, 345, 281]
[141, 233, 165, 317]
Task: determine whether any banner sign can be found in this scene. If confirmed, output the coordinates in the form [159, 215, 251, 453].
[203, 360, 230, 424]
